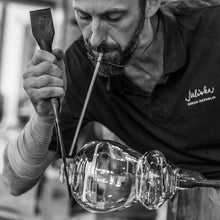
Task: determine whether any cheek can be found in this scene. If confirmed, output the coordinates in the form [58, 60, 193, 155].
[81, 27, 91, 42]
[76, 19, 91, 41]
[110, 18, 140, 50]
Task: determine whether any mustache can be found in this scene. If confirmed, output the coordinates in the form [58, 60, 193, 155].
[86, 42, 122, 53]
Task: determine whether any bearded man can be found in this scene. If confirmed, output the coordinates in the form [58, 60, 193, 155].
[3, 0, 220, 219]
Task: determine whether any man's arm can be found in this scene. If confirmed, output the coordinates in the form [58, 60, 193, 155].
[2, 48, 66, 195]
[2, 143, 55, 196]
[2, 113, 56, 195]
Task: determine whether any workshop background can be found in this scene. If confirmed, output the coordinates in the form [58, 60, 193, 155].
[0, 0, 168, 219]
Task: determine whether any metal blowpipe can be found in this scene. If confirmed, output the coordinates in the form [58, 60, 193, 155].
[69, 52, 103, 156]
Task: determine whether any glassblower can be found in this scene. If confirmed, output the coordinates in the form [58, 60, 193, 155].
[29, 8, 220, 214]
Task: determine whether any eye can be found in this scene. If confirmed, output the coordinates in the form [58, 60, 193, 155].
[104, 12, 124, 22]
[76, 10, 91, 21]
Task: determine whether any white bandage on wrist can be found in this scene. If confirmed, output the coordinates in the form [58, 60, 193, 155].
[7, 113, 54, 180]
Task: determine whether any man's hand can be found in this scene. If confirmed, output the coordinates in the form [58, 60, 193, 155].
[23, 49, 66, 123]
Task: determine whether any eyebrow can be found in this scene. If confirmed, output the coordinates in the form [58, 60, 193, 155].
[73, 7, 127, 16]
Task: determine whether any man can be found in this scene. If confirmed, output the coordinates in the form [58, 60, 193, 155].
[3, 0, 220, 219]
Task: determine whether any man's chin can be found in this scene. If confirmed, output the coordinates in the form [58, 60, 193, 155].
[87, 49, 124, 77]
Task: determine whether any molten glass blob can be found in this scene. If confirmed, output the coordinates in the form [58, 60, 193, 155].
[61, 141, 220, 213]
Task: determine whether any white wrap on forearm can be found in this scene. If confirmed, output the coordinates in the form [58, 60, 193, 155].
[7, 113, 54, 180]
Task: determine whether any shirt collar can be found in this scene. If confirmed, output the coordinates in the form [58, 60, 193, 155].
[159, 6, 187, 74]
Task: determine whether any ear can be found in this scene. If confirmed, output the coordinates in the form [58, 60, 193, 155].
[145, 0, 161, 18]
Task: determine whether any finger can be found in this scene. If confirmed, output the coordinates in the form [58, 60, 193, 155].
[24, 75, 64, 89]
[52, 48, 65, 60]
[30, 50, 58, 66]
[53, 50, 66, 81]
[30, 87, 65, 99]
[24, 62, 63, 79]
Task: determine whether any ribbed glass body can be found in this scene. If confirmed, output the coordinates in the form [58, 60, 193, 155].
[60, 141, 220, 213]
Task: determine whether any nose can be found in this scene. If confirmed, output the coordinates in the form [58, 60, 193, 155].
[90, 18, 107, 50]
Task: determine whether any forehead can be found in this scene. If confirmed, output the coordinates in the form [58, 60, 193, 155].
[73, 0, 139, 13]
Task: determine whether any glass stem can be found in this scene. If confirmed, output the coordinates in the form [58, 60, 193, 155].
[193, 180, 220, 188]
[177, 171, 220, 189]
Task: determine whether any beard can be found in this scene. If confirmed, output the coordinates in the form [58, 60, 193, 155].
[85, 12, 146, 77]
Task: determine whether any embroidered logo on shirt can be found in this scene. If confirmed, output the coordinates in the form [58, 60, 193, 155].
[185, 85, 216, 106]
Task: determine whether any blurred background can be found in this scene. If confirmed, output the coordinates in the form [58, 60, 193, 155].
[0, 0, 168, 219]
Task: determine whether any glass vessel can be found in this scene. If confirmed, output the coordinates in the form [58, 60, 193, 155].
[60, 140, 220, 213]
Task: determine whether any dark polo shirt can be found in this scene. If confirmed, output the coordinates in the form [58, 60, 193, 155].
[49, 1, 220, 179]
